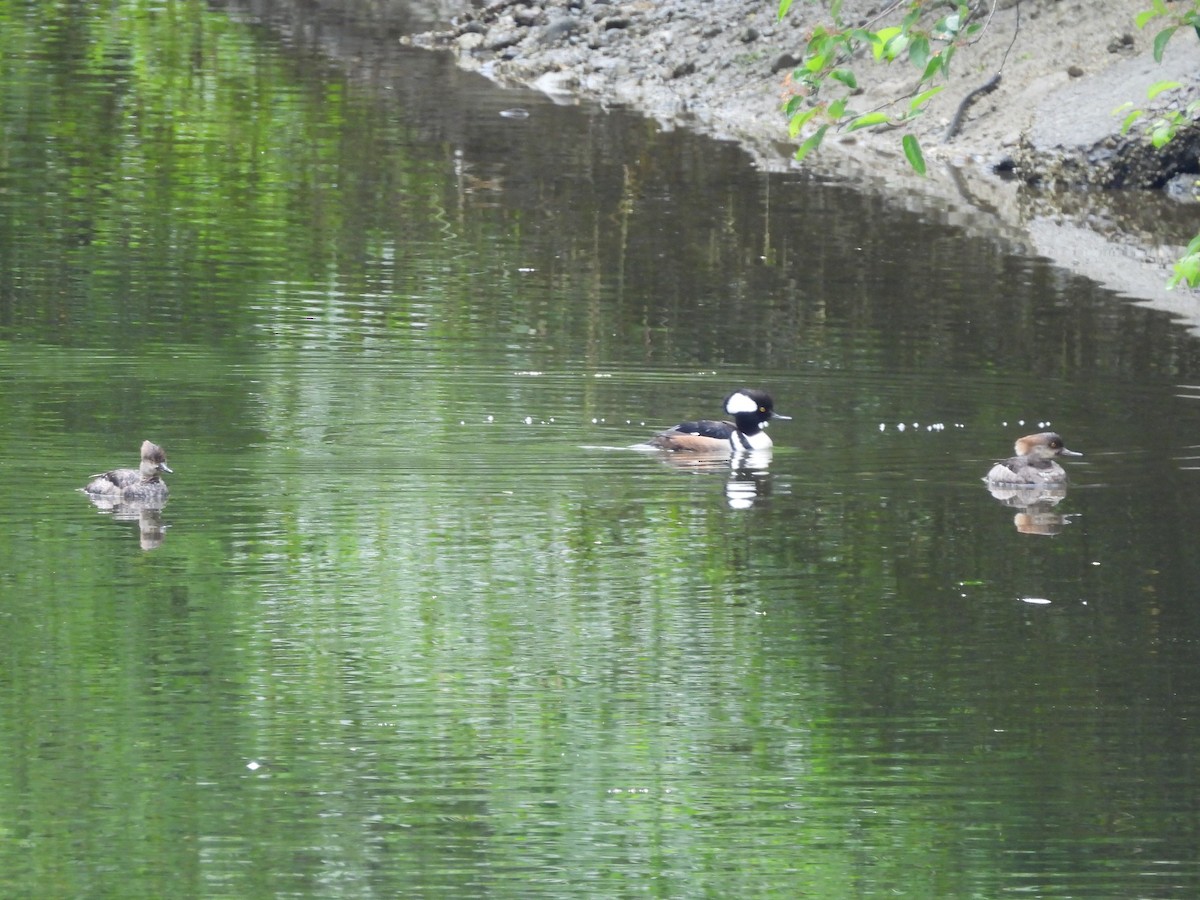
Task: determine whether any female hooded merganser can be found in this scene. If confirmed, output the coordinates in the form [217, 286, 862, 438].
[985, 432, 1081, 485]
[83, 440, 173, 502]
[650, 389, 790, 453]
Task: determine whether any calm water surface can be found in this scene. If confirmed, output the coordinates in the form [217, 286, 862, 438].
[3, 2, 1200, 897]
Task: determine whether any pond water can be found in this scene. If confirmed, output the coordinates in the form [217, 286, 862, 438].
[3, 2, 1200, 897]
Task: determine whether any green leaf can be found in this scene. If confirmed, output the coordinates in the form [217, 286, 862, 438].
[1120, 109, 1145, 134]
[1186, 233, 1200, 255]
[1151, 124, 1173, 148]
[1153, 26, 1178, 62]
[831, 68, 858, 89]
[784, 95, 807, 117]
[909, 35, 930, 70]
[872, 27, 903, 61]
[902, 134, 927, 175]
[846, 111, 890, 131]
[920, 55, 944, 82]
[777, 0, 794, 20]
[938, 13, 961, 37]
[910, 85, 944, 113]
[1135, 9, 1159, 29]
[1147, 80, 1183, 100]
[1169, 253, 1200, 289]
[787, 106, 820, 138]
[804, 53, 829, 74]
[883, 32, 909, 61]
[794, 125, 829, 162]
[828, 97, 848, 119]
[806, 28, 832, 56]
[940, 44, 956, 76]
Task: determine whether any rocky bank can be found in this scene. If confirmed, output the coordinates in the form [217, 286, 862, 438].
[407, 0, 1200, 324]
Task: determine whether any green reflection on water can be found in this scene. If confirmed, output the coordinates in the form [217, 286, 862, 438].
[1, 0, 497, 359]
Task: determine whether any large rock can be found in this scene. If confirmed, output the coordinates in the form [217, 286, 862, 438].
[1014, 39, 1200, 188]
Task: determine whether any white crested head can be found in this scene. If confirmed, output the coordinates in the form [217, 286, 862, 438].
[725, 390, 760, 416]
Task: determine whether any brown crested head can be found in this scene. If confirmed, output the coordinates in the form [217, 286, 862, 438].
[140, 440, 173, 473]
[1013, 432, 1081, 459]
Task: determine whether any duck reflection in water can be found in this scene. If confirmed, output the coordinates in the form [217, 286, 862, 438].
[645, 390, 789, 510]
[984, 432, 1082, 536]
[87, 502, 168, 550]
[81, 440, 173, 549]
[656, 448, 776, 509]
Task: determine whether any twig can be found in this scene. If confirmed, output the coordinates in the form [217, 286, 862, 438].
[998, 0, 1021, 71]
[965, 0, 999, 48]
[860, 1, 908, 31]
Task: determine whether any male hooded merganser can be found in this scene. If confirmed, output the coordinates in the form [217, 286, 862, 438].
[650, 389, 790, 453]
[985, 432, 1081, 485]
[83, 440, 173, 502]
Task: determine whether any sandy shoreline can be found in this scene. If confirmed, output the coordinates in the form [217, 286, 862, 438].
[407, 0, 1200, 323]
